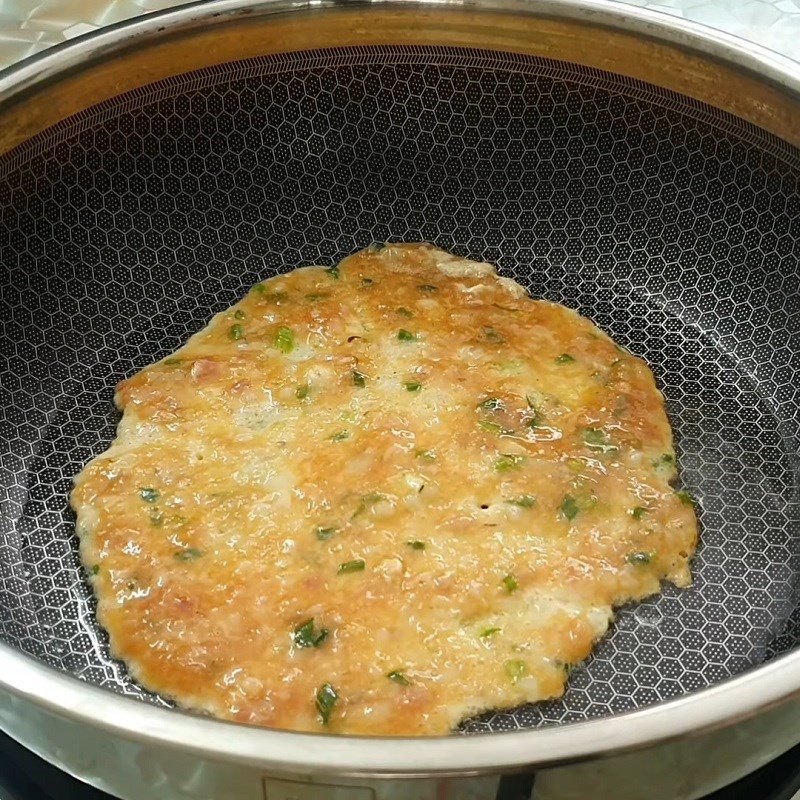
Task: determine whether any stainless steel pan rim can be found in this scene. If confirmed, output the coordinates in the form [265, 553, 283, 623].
[2, 0, 800, 104]
[0, 0, 799, 776]
[2, 640, 800, 775]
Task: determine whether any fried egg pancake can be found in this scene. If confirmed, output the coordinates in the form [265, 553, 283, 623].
[71, 244, 698, 735]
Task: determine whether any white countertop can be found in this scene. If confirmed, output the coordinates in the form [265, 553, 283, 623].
[1, 0, 800, 71]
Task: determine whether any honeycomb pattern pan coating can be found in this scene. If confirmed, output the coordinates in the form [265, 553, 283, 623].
[0, 46, 798, 734]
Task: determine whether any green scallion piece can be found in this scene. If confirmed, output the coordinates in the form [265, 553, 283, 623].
[338, 559, 366, 575]
[316, 683, 338, 725]
[330, 430, 350, 442]
[352, 369, 367, 388]
[91, 564, 100, 575]
[631, 506, 648, 520]
[502, 574, 519, 593]
[676, 490, 694, 506]
[418, 284, 438, 293]
[555, 353, 575, 365]
[361, 277, 375, 286]
[325, 265, 340, 280]
[561, 494, 579, 520]
[506, 495, 536, 508]
[494, 453, 525, 472]
[479, 420, 513, 435]
[139, 487, 159, 503]
[251, 285, 288, 302]
[316, 526, 338, 541]
[397, 329, 417, 342]
[353, 492, 385, 517]
[504, 659, 528, 683]
[234, 309, 245, 320]
[274, 326, 294, 354]
[478, 397, 504, 412]
[480, 627, 501, 638]
[296, 384, 310, 400]
[386, 670, 411, 685]
[406, 540, 426, 551]
[229, 324, 244, 341]
[397, 307, 413, 318]
[403, 381, 422, 392]
[306, 292, 329, 301]
[163, 357, 183, 366]
[292, 618, 329, 648]
[415, 449, 436, 462]
[626, 550, 654, 565]
[174, 547, 202, 562]
[583, 427, 618, 452]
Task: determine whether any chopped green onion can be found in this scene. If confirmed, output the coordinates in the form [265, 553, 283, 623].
[325, 265, 340, 280]
[403, 381, 422, 392]
[478, 420, 513, 435]
[234, 309, 245, 320]
[163, 357, 183, 366]
[91, 564, 100, 575]
[502, 574, 519, 593]
[494, 453, 525, 472]
[330, 430, 350, 442]
[525, 396, 543, 427]
[139, 487, 159, 503]
[292, 618, 329, 649]
[274, 326, 294, 354]
[251, 285, 288, 302]
[386, 670, 411, 685]
[567, 459, 584, 474]
[583, 428, 618, 452]
[296, 384, 310, 400]
[418, 284, 438, 293]
[361, 277, 375, 286]
[406, 540, 426, 550]
[560, 495, 579, 520]
[555, 353, 575, 365]
[338, 559, 366, 575]
[506, 495, 536, 508]
[631, 506, 648, 520]
[306, 292, 329, 301]
[229, 324, 244, 341]
[653, 453, 675, 468]
[316, 526, 338, 541]
[478, 397, 504, 412]
[626, 550, 654, 565]
[676, 490, 694, 506]
[397, 307, 413, 318]
[352, 369, 367, 388]
[316, 683, 338, 725]
[480, 627, 501, 638]
[483, 327, 505, 344]
[397, 329, 417, 342]
[353, 492, 385, 517]
[174, 547, 202, 562]
[415, 449, 436, 462]
[504, 659, 528, 683]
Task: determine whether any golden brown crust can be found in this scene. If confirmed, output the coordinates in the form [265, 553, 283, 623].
[71, 243, 698, 735]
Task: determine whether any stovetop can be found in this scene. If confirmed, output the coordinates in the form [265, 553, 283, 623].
[0, 728, 798, 800]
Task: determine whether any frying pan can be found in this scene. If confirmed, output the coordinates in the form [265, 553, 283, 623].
[0, 1, 798, 799]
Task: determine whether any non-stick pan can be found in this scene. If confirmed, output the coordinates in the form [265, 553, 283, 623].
[0, 2, 798, 799]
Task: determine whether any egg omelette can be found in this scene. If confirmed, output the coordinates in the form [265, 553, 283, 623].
[71, 243, 698, 735]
